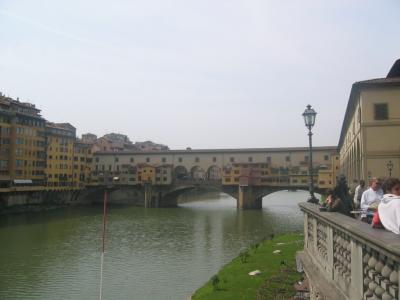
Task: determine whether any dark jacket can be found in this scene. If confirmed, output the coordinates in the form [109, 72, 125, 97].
[327, 197, 347, 214]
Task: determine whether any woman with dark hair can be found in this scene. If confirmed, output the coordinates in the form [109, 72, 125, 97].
[325, 187, 349, 215]
[329, 176, 352, 216]
[377, 178, 400, 234]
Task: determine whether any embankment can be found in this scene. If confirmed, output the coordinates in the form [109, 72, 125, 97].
[192, 233, 304, 300]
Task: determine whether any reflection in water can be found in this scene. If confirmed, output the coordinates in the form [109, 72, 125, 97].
[0, 190, 307, 300]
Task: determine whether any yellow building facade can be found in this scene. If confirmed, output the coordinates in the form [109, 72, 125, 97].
[317, 154, 339, 189]
[0, 95, 46, 189]
[137, 164, 156, 184]
[45, 123, 76, 189]
[339, 60, 400, 184]
[73, 140, 93, 188]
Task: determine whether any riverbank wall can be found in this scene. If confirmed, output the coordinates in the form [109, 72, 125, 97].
[1, 191, 81, 206]
[0, 186, 149, 214]
[0, 190, 87, 214]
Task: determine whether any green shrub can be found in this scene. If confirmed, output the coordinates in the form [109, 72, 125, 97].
[211, 275, 220, 291]
[239, 250, 250, 263]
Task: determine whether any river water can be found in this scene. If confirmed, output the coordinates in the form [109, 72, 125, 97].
[0, 190, 309, 300]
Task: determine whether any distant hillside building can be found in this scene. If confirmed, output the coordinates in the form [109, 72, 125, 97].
[87, 133, 169, 153]
[134, 140, 169, 151]
[103, 133, 132, 144]
[81, 133, 97, 143]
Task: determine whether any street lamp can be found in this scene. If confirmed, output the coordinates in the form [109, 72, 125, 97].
[302, 104, 318, 204]
[387, 160, 394, 177]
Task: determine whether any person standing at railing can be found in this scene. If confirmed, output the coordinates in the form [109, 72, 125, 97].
[322, 176, 352, 216]
[377, 178, 400, 234]
[353, 180, 366, 209]
[326, 190, 346, 214]
[360, 178, 383, 221]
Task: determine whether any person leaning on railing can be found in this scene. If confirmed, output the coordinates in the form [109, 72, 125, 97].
[319, 176, 352, 216]
[324, 187, 351, 216]
[360, 177, 384, 222]
[353, 179, 366, 209]
[375, 178, 400, 234]
[325, 189, 345, 213]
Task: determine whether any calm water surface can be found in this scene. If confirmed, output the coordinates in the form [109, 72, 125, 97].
[0, 190, 308, 300]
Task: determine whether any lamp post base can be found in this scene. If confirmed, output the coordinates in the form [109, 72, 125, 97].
[307, 195, 319, 204]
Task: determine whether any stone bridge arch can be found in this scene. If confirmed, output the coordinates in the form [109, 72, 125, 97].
[173, 165, 188, 180]
[83, 183, 327, 210]
[190, 166, 205, 180]
[157, 179, 246, 208]
[206, 165, 222, 181]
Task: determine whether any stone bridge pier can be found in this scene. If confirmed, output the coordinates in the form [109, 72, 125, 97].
[226, 185, 263, 209]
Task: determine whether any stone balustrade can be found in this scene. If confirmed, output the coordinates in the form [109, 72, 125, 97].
[297, 202, 400, 300]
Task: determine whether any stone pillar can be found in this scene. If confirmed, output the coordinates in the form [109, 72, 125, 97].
[312, 217, 318, 254]
[144, 183, 153, 208]
[237, 185, 261, 209]
[304, 212, 309, 247]
[326, 226, 334, 278]
[237, 185, 244, 209]
[349, 240, 363, 299]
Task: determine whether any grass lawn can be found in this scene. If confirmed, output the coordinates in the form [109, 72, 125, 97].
[191, 233, 304, 300]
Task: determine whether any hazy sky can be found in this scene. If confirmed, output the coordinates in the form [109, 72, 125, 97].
[1, 1, 399, 149]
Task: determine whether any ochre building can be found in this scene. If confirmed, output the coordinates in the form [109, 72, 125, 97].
[73, 140, 93, 188]
[0, 94, 46, 189]
[339, 59, 400, 184]
[45, 123, 76, 189]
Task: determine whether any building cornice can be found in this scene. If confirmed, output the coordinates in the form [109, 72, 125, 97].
[338, 78, 400, 149]
[94, 146, 338, 156]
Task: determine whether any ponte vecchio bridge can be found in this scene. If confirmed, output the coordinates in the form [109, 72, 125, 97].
[89, 146, 338, 209]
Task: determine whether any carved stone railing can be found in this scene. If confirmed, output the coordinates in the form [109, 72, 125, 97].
[298, 202, 400, 300]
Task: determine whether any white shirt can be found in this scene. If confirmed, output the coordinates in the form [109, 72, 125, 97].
[360, 187, 383, 210]
[353, 185, 366, 207]
[378, 194, 400, 235]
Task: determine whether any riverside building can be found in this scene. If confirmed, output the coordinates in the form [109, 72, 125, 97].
[73, 140, 93, 188]
[0, 94, 46, 189]
[44, 122, 76, 189]
[339, 59, 400, 183]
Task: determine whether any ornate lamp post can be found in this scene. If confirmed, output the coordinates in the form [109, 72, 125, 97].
[387, 160, 394, 177]
[302, 105, 318, 203]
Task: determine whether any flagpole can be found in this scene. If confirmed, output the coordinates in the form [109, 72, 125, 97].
[99, 189, 108, 300]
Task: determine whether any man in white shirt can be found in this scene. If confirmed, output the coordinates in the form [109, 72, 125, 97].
[353, 180, 366, 209]
[360, 178, 383, 219]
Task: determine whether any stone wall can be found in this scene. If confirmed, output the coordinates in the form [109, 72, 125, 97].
[297, 203, 400, 300]
[1, 191, 81, 207]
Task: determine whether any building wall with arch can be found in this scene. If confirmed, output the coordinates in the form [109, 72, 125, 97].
[339, 79, 400, 187]
[92, 146, 338, 188]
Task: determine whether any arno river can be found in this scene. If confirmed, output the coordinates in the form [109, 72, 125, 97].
[0, 190, 308, 300]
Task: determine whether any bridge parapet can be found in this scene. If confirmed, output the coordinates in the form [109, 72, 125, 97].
[172, 179, 222, 187]
[298, 203, 400, 300]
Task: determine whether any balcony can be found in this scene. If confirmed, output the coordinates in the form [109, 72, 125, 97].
[297, 203, 400, 300]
